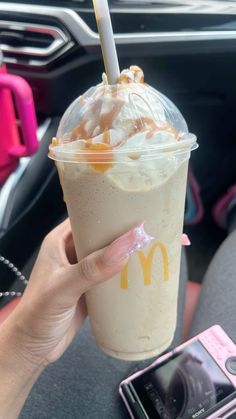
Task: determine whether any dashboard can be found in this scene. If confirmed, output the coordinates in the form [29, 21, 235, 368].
[2, 0, 236, 115]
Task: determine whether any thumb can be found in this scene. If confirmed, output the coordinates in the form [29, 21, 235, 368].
[62, 222, 154, 299]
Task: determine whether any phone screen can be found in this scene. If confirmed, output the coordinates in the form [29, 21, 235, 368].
[130, 340, 235, 419]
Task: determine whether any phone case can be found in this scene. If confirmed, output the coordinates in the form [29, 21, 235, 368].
[119, 325, 236, 419]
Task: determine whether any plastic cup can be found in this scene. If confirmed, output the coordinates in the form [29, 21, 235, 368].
[49, 78, 197, 360]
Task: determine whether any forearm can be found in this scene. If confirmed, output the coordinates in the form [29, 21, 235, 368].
[0, 317, 45, 419]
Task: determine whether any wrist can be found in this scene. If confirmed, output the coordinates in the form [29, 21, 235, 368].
[0, 311, 46, 373]
[0, 316, 45, 419]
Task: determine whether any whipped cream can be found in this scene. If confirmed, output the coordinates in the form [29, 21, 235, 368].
[55, 66, 188, 153]
[50, 66, 196, 190]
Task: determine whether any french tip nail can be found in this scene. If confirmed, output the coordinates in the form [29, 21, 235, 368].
[136, 221, 145, 229]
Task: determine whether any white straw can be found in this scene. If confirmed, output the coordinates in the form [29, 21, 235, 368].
[92, 0, 120, 84]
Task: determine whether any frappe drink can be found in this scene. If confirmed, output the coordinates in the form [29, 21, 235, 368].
[49, 66, 197, 360]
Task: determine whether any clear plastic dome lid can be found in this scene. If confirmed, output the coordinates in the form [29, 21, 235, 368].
[49, 67, 196, 162]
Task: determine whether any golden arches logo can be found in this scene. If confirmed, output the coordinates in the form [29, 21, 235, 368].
[120, 242, 169, 289]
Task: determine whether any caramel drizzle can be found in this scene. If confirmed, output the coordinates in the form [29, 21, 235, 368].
[144, 121, 180, 141]
[99, 100, 124, 132]
[66, 89, 180, 172]
[124, 117, 179, 142]
[71, 119, 89, 140]
[70, 112, 180, 173]
[86, 142, 113, 173]
[71, 99, 103, 140]
[71, 98, 123, 143]
[51, 137, 58, 147]
[119, 66, 144, 84]
[103, 130, 110, 144]
[130, 65, 145, 83]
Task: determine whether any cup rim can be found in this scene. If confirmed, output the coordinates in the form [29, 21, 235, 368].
[49, 133, 197, 164]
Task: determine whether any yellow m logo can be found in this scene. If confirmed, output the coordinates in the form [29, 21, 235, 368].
[120, 242, 169, 289]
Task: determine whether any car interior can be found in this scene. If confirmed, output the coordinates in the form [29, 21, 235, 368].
[0, 0, 236, 416]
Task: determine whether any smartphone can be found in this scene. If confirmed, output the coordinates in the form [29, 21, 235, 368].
[119, 325, 236, 419]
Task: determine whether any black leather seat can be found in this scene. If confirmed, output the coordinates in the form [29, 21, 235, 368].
[0, 117, 66, 298]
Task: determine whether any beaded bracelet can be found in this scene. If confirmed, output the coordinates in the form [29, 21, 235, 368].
[0, 255, 28, 298]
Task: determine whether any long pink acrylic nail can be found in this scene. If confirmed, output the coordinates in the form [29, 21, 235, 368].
[104, 222, 154, 264]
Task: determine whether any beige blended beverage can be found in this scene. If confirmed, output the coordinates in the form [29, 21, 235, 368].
[49, 66, 197, 360]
